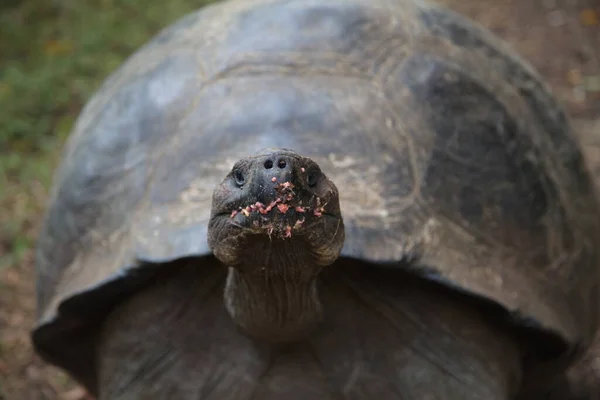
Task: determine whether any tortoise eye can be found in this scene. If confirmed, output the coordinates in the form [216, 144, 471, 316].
[307, 171, 318, 187]
[233, 169, 245, 186]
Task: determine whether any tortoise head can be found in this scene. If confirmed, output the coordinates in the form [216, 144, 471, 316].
[208, 148, 345, 269]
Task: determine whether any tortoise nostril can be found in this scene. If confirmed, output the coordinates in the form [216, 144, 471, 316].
[277, 159, 287, 169]
[264, 160, 274, 169]
[234, 170, 245, 186]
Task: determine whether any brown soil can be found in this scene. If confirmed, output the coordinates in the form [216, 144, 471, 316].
[0, 0, 598, 399]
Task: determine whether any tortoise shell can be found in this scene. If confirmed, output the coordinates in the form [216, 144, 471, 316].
[32, 0, 600, 391]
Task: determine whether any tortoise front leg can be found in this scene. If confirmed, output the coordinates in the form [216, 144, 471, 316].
[311, 261, 524, 400]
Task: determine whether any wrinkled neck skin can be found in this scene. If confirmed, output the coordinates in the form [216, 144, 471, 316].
[224, 236, 323, 343]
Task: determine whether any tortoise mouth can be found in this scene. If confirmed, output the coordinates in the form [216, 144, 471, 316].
[214, 172, 341, 239]
[210, 209, 344, 267]
[214, 202, 341, 239]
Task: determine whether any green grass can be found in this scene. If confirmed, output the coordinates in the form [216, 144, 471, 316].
[0, 0, 219, 269]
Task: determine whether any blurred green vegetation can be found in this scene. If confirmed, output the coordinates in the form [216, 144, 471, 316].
[0, 0, 218, 269]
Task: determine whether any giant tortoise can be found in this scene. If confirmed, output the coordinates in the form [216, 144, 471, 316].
[31, 0, 600, 398]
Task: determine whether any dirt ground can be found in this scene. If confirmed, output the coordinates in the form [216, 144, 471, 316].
[0, 0, 598, 399]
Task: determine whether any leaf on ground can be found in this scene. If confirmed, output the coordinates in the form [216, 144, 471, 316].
[581, 9, 598, 26]
[44, 40, 74, 56]
[567, 69, 583, 86]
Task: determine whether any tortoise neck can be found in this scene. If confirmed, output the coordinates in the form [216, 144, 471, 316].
[223, 237, 323, 343]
